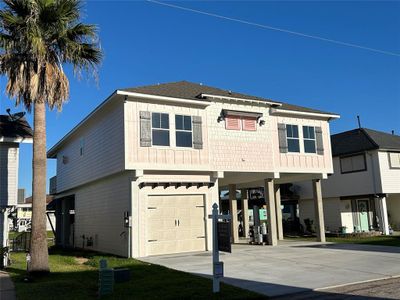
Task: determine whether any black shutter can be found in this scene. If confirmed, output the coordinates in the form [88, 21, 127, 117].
[278, 123, 288, 153]
[315, 126, 324, 155]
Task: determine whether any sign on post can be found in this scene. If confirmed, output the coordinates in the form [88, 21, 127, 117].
[208, 203, 231, 293]
[217, 222, 231, 253]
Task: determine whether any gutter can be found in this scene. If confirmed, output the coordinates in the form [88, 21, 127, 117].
[270, 108, 340, 120]
[199, 93, 282, 107]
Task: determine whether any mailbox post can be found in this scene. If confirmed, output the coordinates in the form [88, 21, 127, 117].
[208, 203, 231, 293]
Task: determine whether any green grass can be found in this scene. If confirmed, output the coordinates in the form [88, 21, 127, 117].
[7, 248, 265, 300]
[8, 231, 54, 239]
[286, 235, 400, 247]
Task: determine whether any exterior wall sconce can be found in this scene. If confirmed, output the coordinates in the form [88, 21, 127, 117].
[259, 119, 266, 126]
[217, 112, 225, 123]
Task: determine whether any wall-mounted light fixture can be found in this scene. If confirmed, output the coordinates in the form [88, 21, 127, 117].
[258, 118, 266, 126]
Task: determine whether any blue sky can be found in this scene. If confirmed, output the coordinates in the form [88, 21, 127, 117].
[0, 0, 399, 196]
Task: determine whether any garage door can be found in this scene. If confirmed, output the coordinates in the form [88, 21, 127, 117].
[147, 195, 206, 256]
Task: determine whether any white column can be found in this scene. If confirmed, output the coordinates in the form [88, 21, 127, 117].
[264, 179, 278, 246]
[275, 185, 284, 241]
[241, 189, 250, 238]
[376, 196, 390, 235]
[312, 179, 326, 243]
[229, 184, 239, 243]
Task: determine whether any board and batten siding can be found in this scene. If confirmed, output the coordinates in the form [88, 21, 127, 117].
[73, 172, 131, 257]
[377, 151, 400, 194]
[124, 100, 210, 170]
[55, 100, 125, 193]
[0, 143, 19, 207]
[271, 116, 333, 174]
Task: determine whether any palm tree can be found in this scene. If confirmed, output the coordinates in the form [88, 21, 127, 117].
[0, 0, 102, 273]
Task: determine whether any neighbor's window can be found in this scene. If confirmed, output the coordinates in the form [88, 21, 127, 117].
[340, 154, 367, 173]
[286, 124, 300, 152]
[388, 152, 400, 169]
[79, 138, 85, 156]
[175, 115, 192, 147]
[303, 126, 316, 153]
[152, 112, 170, 146]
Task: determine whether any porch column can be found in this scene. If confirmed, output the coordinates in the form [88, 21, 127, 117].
[375, 196, 390, 235]
[275, 184, 284, 240]
[229, 184, 239, 243]
[241, 189, 250, 238]
[264, 179, 278, 246]
[312, 179, 326, 242]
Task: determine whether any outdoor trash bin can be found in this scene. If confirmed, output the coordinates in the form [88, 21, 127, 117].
[113, 268, 131, 283]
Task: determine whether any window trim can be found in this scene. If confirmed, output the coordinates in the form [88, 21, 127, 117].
[286, 124, 300, 153]
[388, 151, 400, 169]
[175, 114, 193, 148]
[339, 153, 367, 174]
[303, 125, 317, 154]
[151, 112, 170, 147]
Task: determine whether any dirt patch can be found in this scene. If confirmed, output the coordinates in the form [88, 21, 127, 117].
[75, 257, 89, 264]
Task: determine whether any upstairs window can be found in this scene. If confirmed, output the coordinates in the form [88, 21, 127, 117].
[388, 152, 400, 169]
[175, 115, 192, 147]
[303, 126, 316, 153]
[225, 115, 241, 130]
[242, 117, 257, 131]
[340, 154, 367, 173]
[286, 124, 300, 153]
[152, 112, 170, 146]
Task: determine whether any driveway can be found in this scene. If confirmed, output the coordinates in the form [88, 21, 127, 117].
[141, 240, 400, 298]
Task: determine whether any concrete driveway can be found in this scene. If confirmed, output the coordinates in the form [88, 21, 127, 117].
[141, 241, 400, 298]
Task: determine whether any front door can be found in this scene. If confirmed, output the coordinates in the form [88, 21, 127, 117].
[357, 200, 369, 232]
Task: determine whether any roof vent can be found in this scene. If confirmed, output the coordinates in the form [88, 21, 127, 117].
[199, 82, 203, 86]
[228, 90, 232, 95]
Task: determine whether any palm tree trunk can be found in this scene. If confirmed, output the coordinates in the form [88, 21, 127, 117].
[29, 101, 49, 273]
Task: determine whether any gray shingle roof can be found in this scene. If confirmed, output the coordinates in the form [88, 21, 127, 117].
[0, 115, 33, 140]
[121, 81, 337, 116]
[331, 128, 400, 156]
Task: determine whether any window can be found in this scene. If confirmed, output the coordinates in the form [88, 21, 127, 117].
[303, 126, 316, 153]
[225, 115, 241, 130]
[286, 124, 300, 152]
[79, 138, 85, 156]
[152, 112, 170, 146]
[388, 152, 400, 169]
[340, 154, 367, 173]
[175, 115, 192, 147]
[242, 117, 257, 131]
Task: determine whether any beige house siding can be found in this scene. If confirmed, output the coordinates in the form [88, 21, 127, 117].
[299, 197, 342, 232]
[55, 100, 125, 193]
[387, 194, 400, 230]
[124, 100, 210, 171]
[73, 172, 132, 257]
[0, 143, 19, 207]
[378, 151, 400, 194]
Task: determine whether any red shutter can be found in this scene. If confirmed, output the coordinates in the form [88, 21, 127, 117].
[242, 117, 257, 131]
[225, 115, 241, 130]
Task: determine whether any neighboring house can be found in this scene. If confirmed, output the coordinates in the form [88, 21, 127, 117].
[48, 81, 339, 258]
[11, 195, 56, 233]
[0, 113, 33, 267]
[298, 128, 400, 235]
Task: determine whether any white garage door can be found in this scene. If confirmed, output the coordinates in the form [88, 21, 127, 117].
[147, 194, 206, 256]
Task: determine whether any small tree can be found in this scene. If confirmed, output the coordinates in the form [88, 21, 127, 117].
[0, 0, 102, 273]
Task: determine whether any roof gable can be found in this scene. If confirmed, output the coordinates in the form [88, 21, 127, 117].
[331, 128, 400, 156]
[0, 115, 33, 140]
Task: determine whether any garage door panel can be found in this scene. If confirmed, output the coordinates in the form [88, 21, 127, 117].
[147, 194, 206, 256]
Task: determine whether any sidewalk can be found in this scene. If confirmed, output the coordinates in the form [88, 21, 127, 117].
[0, 271, 16, 300]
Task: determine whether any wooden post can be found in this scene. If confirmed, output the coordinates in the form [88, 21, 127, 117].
[241, 189, 250, 238]
[229, 184, 239, 243]
[264, 179, 278, 246]
[275, 184, 284, 240]
[312, 179, 326, 243]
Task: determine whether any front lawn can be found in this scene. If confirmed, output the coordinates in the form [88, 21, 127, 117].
[286, 235, 400, 247]
[7, 248, 265, 300]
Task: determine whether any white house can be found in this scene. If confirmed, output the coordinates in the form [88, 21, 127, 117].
[298, 128, 400, 235]
[48, 81, 339, 258]
[0, 113, 33, 267]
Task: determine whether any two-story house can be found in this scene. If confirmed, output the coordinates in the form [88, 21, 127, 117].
[298, 128, 400, 235]
[47, 81, 339, 258]
[0, 113, 33, 267]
